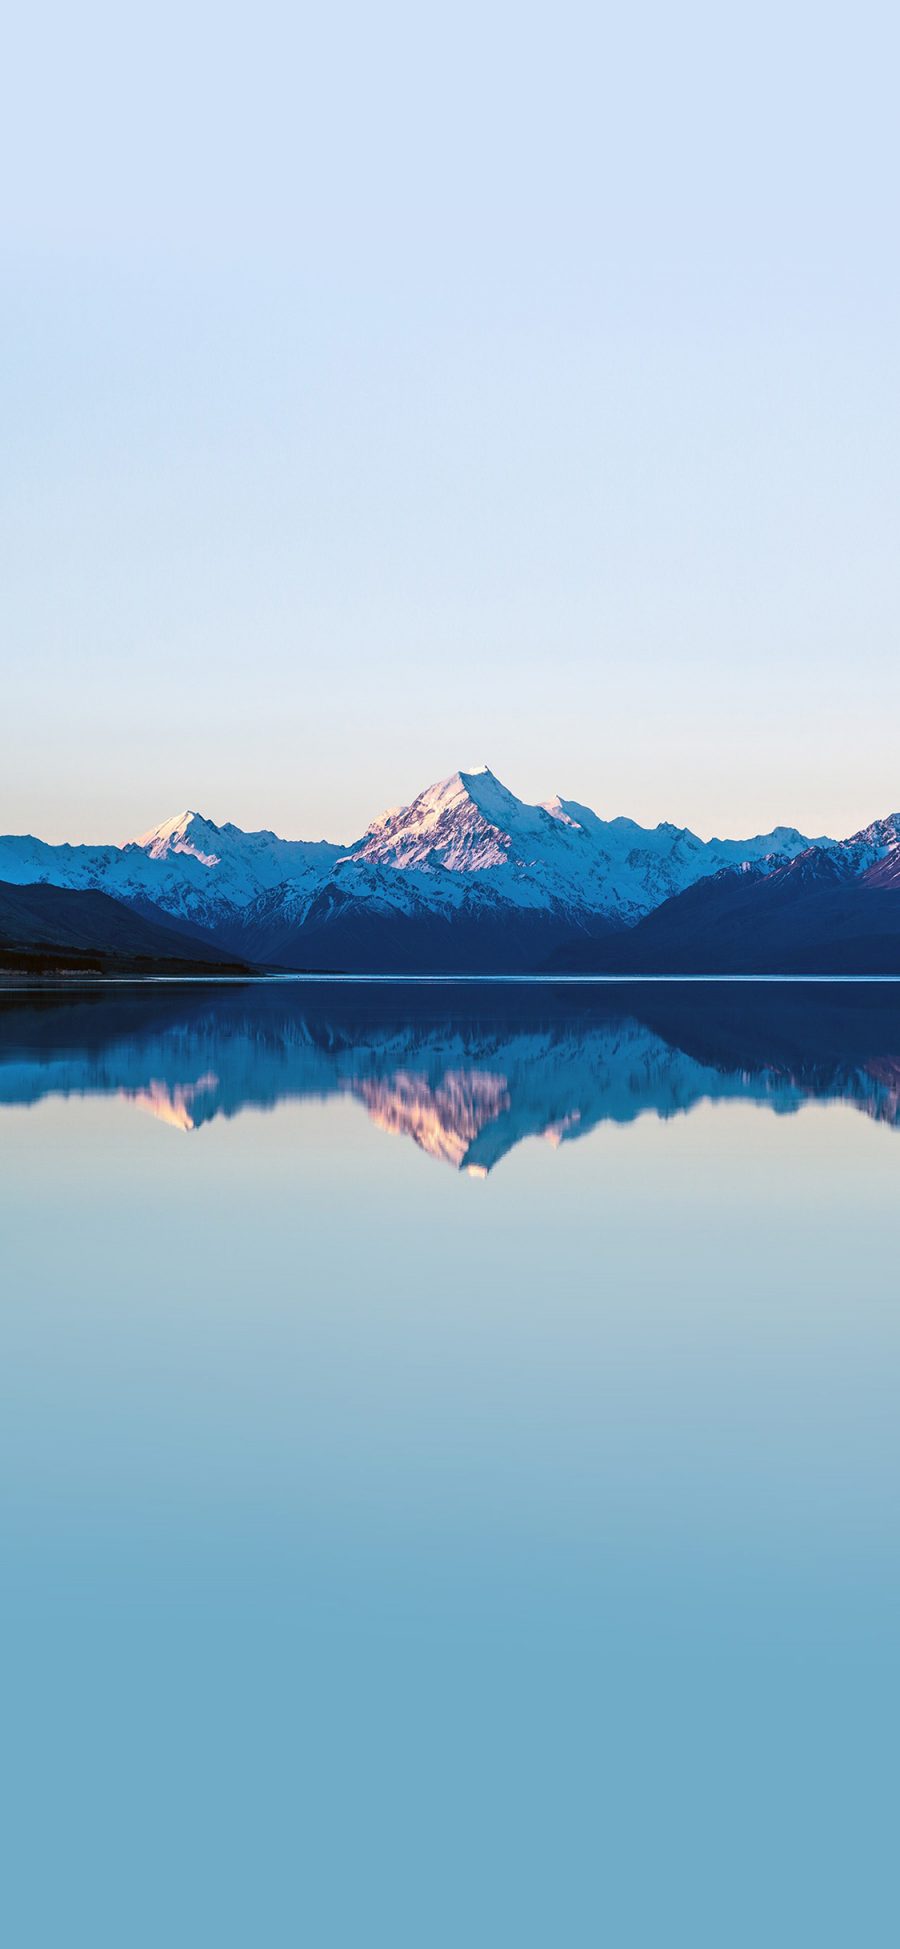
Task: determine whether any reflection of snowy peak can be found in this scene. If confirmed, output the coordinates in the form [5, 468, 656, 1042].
[354, 1068, 512, 1172]
[0, 763, 866, 970]
[3, 984, 900, 1172]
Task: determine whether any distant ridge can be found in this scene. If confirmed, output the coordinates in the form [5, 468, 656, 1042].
[0, 881, 249, 976]
[549, 846, 900, 975]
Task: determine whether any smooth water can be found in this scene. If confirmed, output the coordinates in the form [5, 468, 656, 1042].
[1, 979, 898, 1947]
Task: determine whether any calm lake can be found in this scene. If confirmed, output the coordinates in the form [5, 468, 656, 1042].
[2, 978, 898, 1946]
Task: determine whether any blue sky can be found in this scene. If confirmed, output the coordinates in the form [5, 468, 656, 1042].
[2, 0, 898, 844]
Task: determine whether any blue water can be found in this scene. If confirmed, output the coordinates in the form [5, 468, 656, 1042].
[1, 980, 898, 1946]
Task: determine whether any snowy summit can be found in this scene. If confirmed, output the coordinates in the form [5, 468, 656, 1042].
[3, 761, 897, 971]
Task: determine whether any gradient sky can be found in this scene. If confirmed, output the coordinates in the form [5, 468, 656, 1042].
[2, 0, 898, 846]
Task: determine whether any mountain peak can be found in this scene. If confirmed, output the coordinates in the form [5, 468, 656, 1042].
[354, 766, 529, 873]
[421, 765, 502, 805]
[847, 812, 900, 850]
[134, 810, 222, 866]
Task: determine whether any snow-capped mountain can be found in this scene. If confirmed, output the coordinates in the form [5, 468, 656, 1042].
[348, 768, 816, 920]
[823, 814, 900, 889]
[551, 811, 900, 974]
[0, 811, 345, 936]
[6, 762, 896, 971]
[135, 809, 344, 885]
[222, 767, 832, 966]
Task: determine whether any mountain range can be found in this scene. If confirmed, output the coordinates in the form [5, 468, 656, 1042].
[2, 766, 899, 973]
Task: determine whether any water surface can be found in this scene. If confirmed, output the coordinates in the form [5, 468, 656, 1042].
[1, 980, 898, 1946]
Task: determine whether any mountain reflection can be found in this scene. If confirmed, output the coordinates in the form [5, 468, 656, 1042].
[2, 980, 900, 1173]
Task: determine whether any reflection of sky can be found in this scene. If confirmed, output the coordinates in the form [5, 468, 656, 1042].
[2, 1035, 899, 1943]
